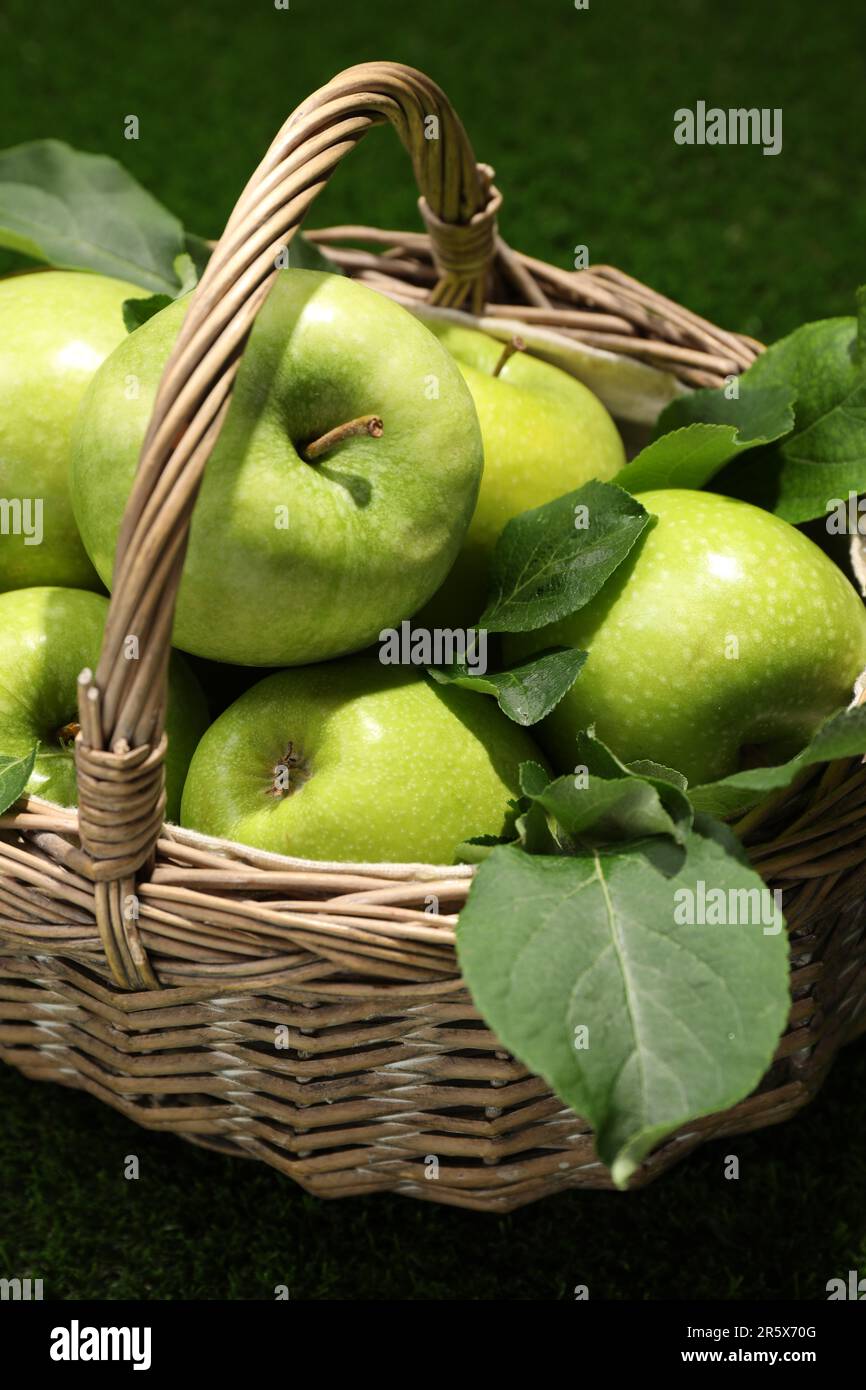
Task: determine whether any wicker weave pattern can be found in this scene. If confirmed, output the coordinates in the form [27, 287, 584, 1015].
[0, 62, 863, 1208]
[2, 756, 866, 1209]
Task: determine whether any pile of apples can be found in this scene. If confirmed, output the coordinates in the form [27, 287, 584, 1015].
[2, 266, 865, 864]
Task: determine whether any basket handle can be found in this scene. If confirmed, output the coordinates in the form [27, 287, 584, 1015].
[73, 62, 500, 990]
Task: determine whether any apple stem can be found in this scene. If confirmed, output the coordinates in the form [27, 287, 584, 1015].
[302, 414, 384, 462]
[492, 336, 526, 377]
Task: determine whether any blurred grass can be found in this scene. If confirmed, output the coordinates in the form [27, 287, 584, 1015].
[1, 0, 864, 341]
[1, 0, 865, 1301]
[2, 1047, 865, 1301]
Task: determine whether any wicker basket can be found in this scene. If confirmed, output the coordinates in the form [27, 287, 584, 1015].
[2, 62, 865, 1213]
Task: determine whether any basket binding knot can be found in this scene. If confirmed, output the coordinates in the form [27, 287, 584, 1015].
[76, 734, 167, 880]
[418, 162, 502, 310]
[74, 727, 165, 992]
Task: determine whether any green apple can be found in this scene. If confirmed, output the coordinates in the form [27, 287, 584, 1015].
[71, 270, 483, 666]
[0, 269, 147, 592]
[180, 656, 545, 863]
[0, 586, 209, 818]
[506, 489, 866, 786]
[419, 322, 626, 622]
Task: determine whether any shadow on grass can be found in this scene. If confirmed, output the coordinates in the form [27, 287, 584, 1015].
[1, 1037, 864, 1301]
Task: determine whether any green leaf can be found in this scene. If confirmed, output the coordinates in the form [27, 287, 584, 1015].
[709, 299, 866, 522]
[123, 293, 173, 332]
[532, 775, 681, 846]
[653, 383, 796, 442]
[0, 745, 38, 814]
[627, 759, 688, 792]
[518, 760, 551, 798]
[692, 811, 752, 867]
[513, 762, 564, 854]
[428, 646, 587, 725]
[455, 762, 562, 861]
[0, 140, 186, 293]
[480, 481, 654, 634]
[614, 389, 794, 493]
[172, 251, 199, 294]
[689, 703, 866, 817]
[524, 730, 693, 846]
[183, 232, 213, 281]
[454, 834, 516, 864]
[579, 733, 694, 826]
[457, 836, 790, 1186]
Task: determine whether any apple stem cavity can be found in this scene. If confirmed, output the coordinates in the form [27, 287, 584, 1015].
[302, 414, 384, 462]
[268, 742, 311, 798]
[491, 336, 526, 377]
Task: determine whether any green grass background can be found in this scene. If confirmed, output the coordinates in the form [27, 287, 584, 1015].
[1, 0, 865, 1300]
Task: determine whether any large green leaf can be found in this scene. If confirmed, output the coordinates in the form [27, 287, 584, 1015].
[0, 140, 186, 293]
[457, 836, 790, 1186]
[480, 481, 653, 634]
